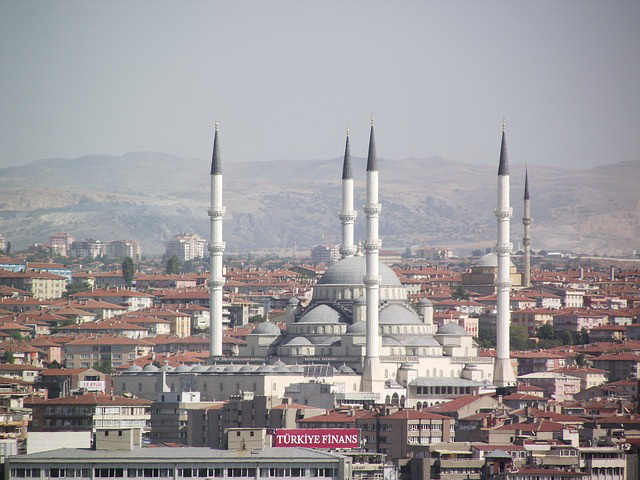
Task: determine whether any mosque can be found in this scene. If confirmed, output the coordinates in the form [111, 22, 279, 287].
[118, 120, 519, 406]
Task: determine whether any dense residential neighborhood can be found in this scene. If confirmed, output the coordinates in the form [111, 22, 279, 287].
[0, 248, 639, 479]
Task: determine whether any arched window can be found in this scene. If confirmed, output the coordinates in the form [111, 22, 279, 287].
[432, 368, 437, 377]
[392, 393, 399, 406]
[384, 369, 389, 379]
[400, 395, 405, 407]
[385, 395, 391, 405]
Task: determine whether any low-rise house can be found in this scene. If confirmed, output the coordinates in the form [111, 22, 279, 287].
[0, 363, 43, 383]
[591, 352, 640, 382]
[63, 335, 154, 369]
[550, 366, 608, 391]
[512, 352, 568, 376]
[517, 372, 581, 402]
[0, 270, 66, 300]
[26, 392, 151, 433]
[34, 368, 107, 398]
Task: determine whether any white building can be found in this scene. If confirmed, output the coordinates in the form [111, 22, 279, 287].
[166, 233, 205, 262]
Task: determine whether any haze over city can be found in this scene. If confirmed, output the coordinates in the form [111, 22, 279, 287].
[1, 0, 639, 169]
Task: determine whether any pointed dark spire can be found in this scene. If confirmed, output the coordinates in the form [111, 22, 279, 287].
[524, 167, 530, 200]
[210, 122, 221, 175]
[342, 126, 352, 180]
[498, 120, 509, 176]
[366, 115, 377, 172]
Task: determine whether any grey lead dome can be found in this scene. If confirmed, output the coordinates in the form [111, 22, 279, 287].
[318, 256, 401, 286]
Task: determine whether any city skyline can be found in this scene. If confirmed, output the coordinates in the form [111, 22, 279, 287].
[1, 1, 639, 169]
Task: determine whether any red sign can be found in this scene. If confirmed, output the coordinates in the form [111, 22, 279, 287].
[273, 428, 360, 448]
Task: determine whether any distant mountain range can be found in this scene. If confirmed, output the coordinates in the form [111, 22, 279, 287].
[0, 152, 638, 257]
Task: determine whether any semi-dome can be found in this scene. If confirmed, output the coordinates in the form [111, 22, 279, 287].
[476, 252, 516, 268]
[346, 321, 366, 334]
[298, 305, 346, 324]
[436, 322, 470, 336]
[379, 304, 423, 325]
[318, 256, 401, 286]
[252, 321, 281, 335]
[308, 335, 342, 346]
[382, 336, 402, 346]
[285, 336, 313, 346]
[393, 335, 442, 346]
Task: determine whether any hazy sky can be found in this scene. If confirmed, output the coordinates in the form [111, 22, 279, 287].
[1, 0, 638, 169]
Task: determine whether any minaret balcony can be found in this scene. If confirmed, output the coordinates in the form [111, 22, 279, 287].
[339, 246, 356, 257]
[363, 204, 382, 215]
[523, 238, 531, 247]
[494, 207, 513, 219]
[364, 239, 382, 251]
[339, 212, 357, 222]
[494, 244, 513, 255]
[495, 280, 513, 289]
[208, 279, 225, 288]
[208, 242, 226, 254]
[522, 218, 532, 226]
[208, 207, 226, 218]
[363, 275, 382, 286]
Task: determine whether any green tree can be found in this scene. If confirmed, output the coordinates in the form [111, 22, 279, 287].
[575, 353, 588, 366]
[248, 315, 265, 324]
[5, 351, 15, 364]
[536, 323, 555, 340]
[559, 330, 573, 346]
[94, 360, 113, 375]
[122, 256, 135, 288]
[166, 255, 181, 274]
[510, 325, 532, 351]
[48, 360, 61, 369]
[477, 324, 496, 348]
[451, 286, 470, 301]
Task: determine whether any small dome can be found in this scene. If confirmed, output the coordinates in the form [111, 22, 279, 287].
[224, 364, 242, 372]
[353, 296, 366, 305]
[256, 365, 275, 373]
[159, 365, 174, 372]
[207, 365, 223, 372]
[286, 336, 313, 346]
[346, 321, 367, 334]
[252, 321, 281, 335]
[382, 336, 402, 346]
[287, 297, 300, 305]
[394, 335, 441, 347]
[436, 322, 470, 336]
[143, 364, 159, 372]
[273, 359, 287, 367]
[379, 304, 423, 325]
[476, 252, 515, 268]
[175, 364, 192, 372]
[289, 364, 305, 373]
[338, 365, 355, 374]
[418, 298, 433, 306]
[191, 365, 208, 372]
[239, 364, 256, 373]
[273, 364, 290, 373]
[308, 335, 341, 346]
[298, 305, 345, 324]
[126, 364, 143, 372]
[318, 256, 401, 286]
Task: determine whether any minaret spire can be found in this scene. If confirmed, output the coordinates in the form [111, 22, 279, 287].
[493, 122, 517, 388]
[339, 126, 357, 258]
[208, 121, 226, 357]
[522, 167, 532, 288]
[362, 118, 383, 392]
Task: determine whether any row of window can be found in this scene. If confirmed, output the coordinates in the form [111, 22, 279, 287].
[14, 467, 338, 479]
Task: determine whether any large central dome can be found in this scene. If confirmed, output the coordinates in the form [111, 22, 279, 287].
[318, 256, 401, 286]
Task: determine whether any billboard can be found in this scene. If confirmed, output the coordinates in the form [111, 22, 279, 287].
[272, 428, 359, 448]
[77, 380, 105, 392]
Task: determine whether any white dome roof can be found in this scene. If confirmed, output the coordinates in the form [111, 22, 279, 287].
[318, 256, 401, 286]
[476, 252, 516, 268]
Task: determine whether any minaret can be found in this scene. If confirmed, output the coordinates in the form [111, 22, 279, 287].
[339, 126, 357, 259]
[522, 168, 531, 288]
[208, 122, 225, 357]
[362, 116, 382, 392]
[493, 122, 517, 388]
